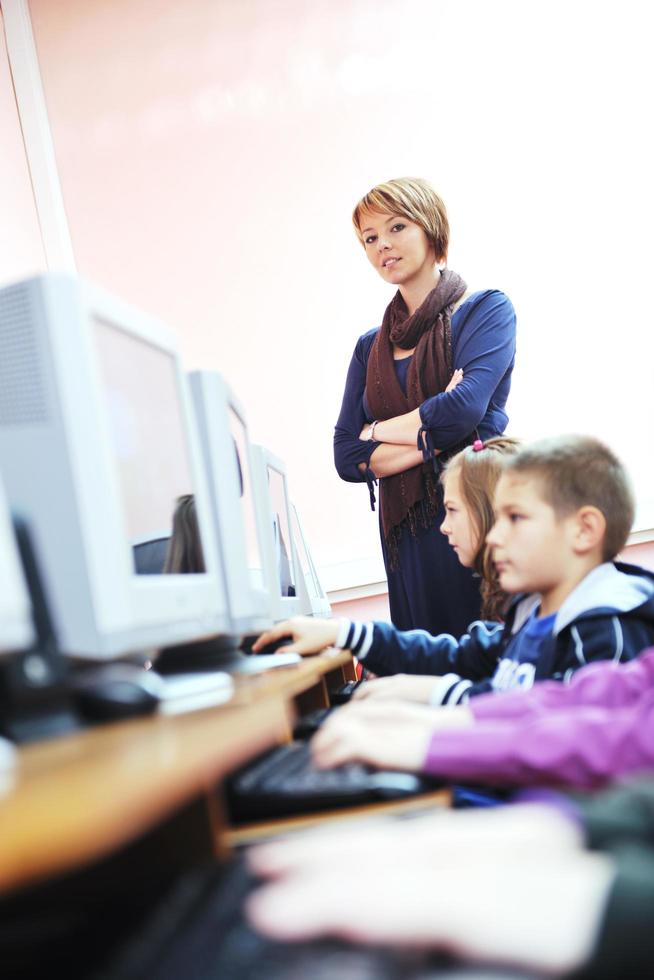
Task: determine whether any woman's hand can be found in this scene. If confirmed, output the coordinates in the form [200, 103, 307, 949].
[361, 444, 425, 477]
[445, 367, 464, 392]
[358, 371, 462, 444]
[251, 616, 339, 656]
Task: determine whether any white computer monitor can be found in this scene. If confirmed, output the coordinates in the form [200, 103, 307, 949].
[0, 273, 230, 661]
[189, 370, 273, 635]
[250, 445, 303, 622]
[290, 501, 332, 618]
[0, 474, 35, 655]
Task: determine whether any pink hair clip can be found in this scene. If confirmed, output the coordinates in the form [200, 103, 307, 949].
[472, 439, 484, 452]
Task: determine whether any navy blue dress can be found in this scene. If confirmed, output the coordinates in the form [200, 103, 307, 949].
[334, 289, 517, 636]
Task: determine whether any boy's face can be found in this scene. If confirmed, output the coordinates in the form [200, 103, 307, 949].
[487, 472, 577, 597]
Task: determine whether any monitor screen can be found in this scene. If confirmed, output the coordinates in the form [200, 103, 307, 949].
[249, 444, 302, 622]
[290, 501, 332, 617]
[228, 405, 265, 595]
[266, 462, 297, 600]
[290, 502, 320, 600]
[94, 318, 205, 576]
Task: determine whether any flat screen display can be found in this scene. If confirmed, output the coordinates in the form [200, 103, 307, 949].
[266, 464, 296, 598]
[229, 407, 266, 592]
[290, 503, 320, 599]
[94, 318, 206, 575]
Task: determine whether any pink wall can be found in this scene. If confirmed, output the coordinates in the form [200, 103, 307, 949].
[622, 541, 654, 572]
[334, 539, 654, 622]
[27, 0, 393, 591]
[18, 0, 654, 599]
[331, 591, 391, 622]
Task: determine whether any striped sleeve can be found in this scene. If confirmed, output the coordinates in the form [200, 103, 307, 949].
[335, 620, 375, 660]
[430, 672, 474, 705]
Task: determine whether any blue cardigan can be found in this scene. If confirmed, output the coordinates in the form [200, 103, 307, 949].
[333, 289, 517, 483]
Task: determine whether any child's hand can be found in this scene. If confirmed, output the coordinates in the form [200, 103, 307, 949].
[247, 801, 583, 880]
[352, 673, 439, 704]
[245, 805, 610, 976]
[445, 368, 464, 392]
[251, 616, 339, 656]
[309, 700, 444, 771]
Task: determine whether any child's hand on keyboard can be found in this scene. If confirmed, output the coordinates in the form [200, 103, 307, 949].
[245, 804, 609, 976]
[247, 802, 581, 879]
[251, 617, 339, 656]
[351, 673, 441, 704]
[310, 699, 471, 772]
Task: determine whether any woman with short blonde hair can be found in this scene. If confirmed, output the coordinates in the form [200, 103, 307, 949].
[334, 176, 517, 634]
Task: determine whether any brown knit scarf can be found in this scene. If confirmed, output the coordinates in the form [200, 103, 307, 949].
[365, 269, 468, 565]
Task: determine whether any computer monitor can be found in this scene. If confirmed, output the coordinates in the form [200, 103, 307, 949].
[289, 501, 332, 618]
[0, 273, 231, 662]
[0, 474, 35, 655]
[249, 445, 303, 622]
[188, 370, 273, 635]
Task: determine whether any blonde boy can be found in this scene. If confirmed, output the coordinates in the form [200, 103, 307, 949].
[257, 436, 654, 706]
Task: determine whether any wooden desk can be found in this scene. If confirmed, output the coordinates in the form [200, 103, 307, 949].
[0, 650, 445, 899]
[232, 648, 357, 709]
[226, 789, 452, 846]
[0, 697, 288, 894]
[0, 651, 353, 894]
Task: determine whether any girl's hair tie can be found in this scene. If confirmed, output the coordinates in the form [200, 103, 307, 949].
[472, 439, 484, 452]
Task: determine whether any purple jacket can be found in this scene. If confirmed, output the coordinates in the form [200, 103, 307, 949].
[423, 646, 654, 789]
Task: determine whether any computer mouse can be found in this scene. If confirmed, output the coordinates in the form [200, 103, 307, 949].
[251, 636, 296, 656]
[238, 634, 258, 655]
[73, 666, 162, 722]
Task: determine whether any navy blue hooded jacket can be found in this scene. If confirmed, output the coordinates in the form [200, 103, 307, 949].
[337, 562, 654, 704]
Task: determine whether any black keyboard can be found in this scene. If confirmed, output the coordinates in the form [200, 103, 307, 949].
[294, 679, 365, 738]
[94, 854, 535, 980]
[293, 706, 335, 738]
[226, 740, 439, 821]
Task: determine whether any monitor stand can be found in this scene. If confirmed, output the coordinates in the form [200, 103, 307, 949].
[0, 517, 79, 743]
[154, 635, 301, 676]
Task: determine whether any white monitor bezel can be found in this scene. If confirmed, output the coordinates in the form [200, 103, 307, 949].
[289, 500, 332, 618]
[249, 444, 303, 622]
[0, 274, 230, 660]
[189, 370, 273, 634]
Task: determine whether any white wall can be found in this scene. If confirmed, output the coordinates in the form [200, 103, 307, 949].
[7, 0, 654, 595]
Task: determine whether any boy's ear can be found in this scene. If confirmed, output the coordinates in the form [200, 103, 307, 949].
[572, 506, 606, 555]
